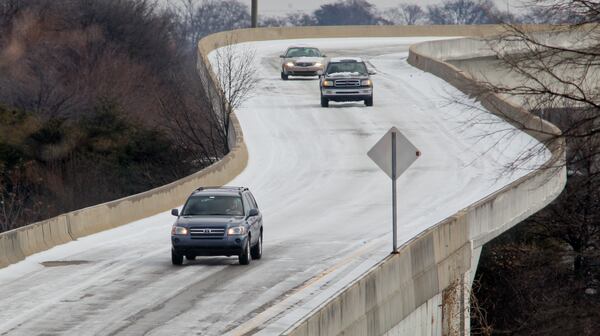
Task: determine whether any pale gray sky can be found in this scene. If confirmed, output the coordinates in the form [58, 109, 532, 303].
[252, 0, 525, 16]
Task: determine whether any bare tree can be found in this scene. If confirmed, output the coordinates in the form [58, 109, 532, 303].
[314, 0, 388, 25]
[427, 0, 499, 24]
[258, 12, 318, 28]
[451, 2, 600, 333]
[470, 278, 493, 336]
[199, 35, 258, 151]
[0, 0, 224, 232]
[157, 66, 226, 166]
[173, 0, 250, 47]
[480, 26, 600, 146]
[285, 12, 318, 26]
[521, 6, 566, 24]
[0, 0, 24, 29]
[521, 0, 598, 24]
[259, 15, 289, 27]
[386, 3, 425, 25]
[455, 13, 600, 249]
[0, 169, 28, 232]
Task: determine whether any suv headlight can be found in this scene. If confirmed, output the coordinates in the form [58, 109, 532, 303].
[227, 226, 246, 235]
[361, 79, 372, 86]
[315, 62, 323, 67]
[285, 62, 294, 67]
[322, 80, 334, 87]
[171, 226, 188, 235]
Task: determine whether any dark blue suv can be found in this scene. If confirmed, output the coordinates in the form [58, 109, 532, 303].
[170, 186, 263, 265]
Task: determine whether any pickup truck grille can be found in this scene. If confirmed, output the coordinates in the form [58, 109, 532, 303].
[189, 227, 225, 239]
[296, 62, 315, 67]
[334, 79, 361, 87]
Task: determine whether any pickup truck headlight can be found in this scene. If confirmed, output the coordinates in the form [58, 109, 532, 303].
[227, 226, 246, 235]
[322, 80, 334, 87]
[361, 79, 372, 86]
[285, 62, 294, 67]
[171, 226, 188, 235]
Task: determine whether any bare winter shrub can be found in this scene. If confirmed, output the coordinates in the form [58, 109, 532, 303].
[0, 0, 228, 231]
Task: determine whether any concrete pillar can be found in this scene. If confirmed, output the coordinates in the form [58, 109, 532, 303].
[470, 246, 482, 284]
[442, 272, 470, 336]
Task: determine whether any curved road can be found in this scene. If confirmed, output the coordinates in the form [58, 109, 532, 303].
[0, 37, 546, 335]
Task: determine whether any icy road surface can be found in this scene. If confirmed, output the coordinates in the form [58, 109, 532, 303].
[0, 37, 548, 335]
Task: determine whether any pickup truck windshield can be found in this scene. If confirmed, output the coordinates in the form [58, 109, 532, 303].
[182, 195, 244, 216]
[326, 62, 367, 76]
[286, 48, 321, 57]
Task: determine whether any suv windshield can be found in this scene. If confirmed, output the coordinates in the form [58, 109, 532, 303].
[326, 62, 367, 76]
[286, 47, 321, 57]
[182, 195, 244, 216]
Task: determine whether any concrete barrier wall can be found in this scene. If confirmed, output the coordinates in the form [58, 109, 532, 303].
[282, 214, 473, 336]
[383, 294, 442, 335]
[197, 24, 556, 53]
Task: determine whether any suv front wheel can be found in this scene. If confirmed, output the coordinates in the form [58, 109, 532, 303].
[251, 232, 263, 259]
[321, 96, 329, 107]
[281, 72, 288, 80]
[172, 249, 183, 266]
[239, 237, 251, 265]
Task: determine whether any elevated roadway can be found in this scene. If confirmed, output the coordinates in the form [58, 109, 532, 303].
[0, 34, 559, 335]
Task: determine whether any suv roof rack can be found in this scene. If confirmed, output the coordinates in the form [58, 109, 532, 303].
[194, 186, 248, 192]
[329, 57, 362, 63]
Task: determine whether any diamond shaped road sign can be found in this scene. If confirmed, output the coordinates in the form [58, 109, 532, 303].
[367, 127, 421, 180]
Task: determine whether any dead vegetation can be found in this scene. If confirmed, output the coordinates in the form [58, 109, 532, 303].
[0, 0, 257, 231]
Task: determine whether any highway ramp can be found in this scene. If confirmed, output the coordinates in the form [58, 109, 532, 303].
[0, 37, 547, 335]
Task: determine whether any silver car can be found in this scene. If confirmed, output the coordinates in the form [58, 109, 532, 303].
[280, 46, 326, 80]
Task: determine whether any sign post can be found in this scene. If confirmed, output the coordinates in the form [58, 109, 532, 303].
[368, 127, 421, 253]
[251, 0, 258, 28]
[391, 132, 398, 252]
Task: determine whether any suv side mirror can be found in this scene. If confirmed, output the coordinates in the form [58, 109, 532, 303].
[368, 69, 377, 75]
[171, 208, 179, 216]
[279, 55, 285, 58]
[321, 54, 327, 57]
[248, 208, 259, 217]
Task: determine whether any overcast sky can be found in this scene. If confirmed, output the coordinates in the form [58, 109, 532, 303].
[252, 0, 525, 16]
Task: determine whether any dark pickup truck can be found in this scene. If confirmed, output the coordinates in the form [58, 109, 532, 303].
[170, 186, 263, 265]
[320, 57, 375, 107]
